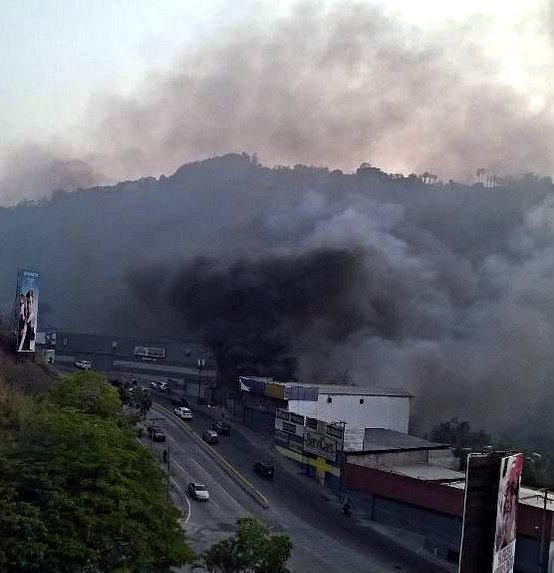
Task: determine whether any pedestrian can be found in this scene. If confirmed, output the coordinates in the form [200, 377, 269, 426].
[343, 500, 351, 517]
[163, 449, 169, 465]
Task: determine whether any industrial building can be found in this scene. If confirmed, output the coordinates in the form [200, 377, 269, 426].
[343, 452, 554, 573]
[38, 331, 218, 401]
[240, 375, 554, 572]
[237, 375, 412, 434]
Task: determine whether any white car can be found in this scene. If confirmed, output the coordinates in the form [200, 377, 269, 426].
[188, 482, 209, 501]
[174, 406, 193, 420]
[150, 380, 168, 392]
[74, 359, 92, 370]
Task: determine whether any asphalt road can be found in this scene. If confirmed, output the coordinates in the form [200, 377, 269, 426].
[148, 400, 445, 573]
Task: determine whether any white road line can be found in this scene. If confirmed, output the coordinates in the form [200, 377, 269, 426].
[172, 458, 224, 511]
[171, 476, 192, 525]
[135, 437, 192, 526]
[167, 433, 242, 512]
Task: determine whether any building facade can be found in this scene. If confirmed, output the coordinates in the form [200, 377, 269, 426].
[40, 331, 218, 401]
[287, 384, 411, 434]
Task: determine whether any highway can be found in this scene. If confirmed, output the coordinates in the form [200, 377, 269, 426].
[147, 400, 445, 573]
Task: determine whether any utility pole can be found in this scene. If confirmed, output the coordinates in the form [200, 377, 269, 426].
[538, 488, 551, 573]
[197, 358, 205, 404]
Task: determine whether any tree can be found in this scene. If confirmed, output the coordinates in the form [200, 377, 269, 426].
[204, 516, 293, 573]
[46, 371, 121, 419]
[429, 418, 491, 452]
[0, 373, 192, 572]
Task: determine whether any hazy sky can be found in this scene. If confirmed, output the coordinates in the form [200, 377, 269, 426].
[2, 1, 550, 146]
[0, 0, 554, 204]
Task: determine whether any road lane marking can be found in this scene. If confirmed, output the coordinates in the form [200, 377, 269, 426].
[171, 453, 224, 511]
[162, 416, 257, 512]
[170, 475, 192, 525]
[153, 402, 270, 508]
[134, 437, 192, 526]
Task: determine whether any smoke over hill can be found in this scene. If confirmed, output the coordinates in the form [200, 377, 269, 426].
[2, 2, 554, 204]
[2, 154, 549, 437]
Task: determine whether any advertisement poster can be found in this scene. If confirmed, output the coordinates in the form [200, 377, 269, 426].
[15, 270, 40, 353]
[492, 454, 523, 573]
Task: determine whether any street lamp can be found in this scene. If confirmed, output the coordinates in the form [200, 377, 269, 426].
[197, 358, 205, 404]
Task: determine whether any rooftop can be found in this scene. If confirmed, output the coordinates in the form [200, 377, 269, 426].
[44, 331, 215, 368]
[360, 428, 448, 453]
[391, 463, 464, 482]
[300, 383, 412, 398]
[448, 480, 554, 512]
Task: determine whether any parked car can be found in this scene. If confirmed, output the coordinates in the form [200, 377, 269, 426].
[187, 482, 209, 501]
[74, 359, 92, 370]
[174, 406, 193, 420]
[212, 421, 231, 436]
[202, 430, 219, 445]
[170, 396, 190, 408]
[253, 462, 274, 479]
[148, 426, 166, 442]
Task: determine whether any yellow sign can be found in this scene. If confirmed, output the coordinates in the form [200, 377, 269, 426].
[265, 382, 284, 399]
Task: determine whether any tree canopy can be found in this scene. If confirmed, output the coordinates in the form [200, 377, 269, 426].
[0, 372, 192, 572]
[203, 516, 292, 573]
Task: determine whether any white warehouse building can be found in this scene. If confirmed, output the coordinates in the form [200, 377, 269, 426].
[287, 384, 411, 434]
[238, 377, 412, 434]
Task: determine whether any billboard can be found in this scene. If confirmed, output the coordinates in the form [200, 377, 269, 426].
[274, 409, 305, 453]
[15, 270, 40, 353]
[304, 430, 339, 461]
[44, 349, 55, 364]
[459, 452, 524, 573]
[493, 454, 523, 573]
[303, 418, 344, 462]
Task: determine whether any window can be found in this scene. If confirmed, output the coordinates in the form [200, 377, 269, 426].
[359, 398, 364, 404]
[327, 396, 332, 403]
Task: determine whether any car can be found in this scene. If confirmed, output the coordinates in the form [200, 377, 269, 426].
[150, 380, 167, 391]
[187, 482, 209, 501]
[74, 359, 92, 370]
[202, 430, 219, 444]
[174, 406, 193, 420]
[212, 421, 231, 436]
[148, 426, 166, 442]
[253, 462, 274, 479]
[170, 396, 190, 408]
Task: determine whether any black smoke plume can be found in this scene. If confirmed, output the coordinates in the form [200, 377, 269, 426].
[128, 248, 377, 380]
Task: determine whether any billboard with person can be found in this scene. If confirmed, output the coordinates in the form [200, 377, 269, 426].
[493, 454, 523, 573]
[459, 452, 524, 573]
[15, 270, 40, 353]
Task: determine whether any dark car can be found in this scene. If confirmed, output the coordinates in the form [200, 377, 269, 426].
[212, 421, 231, 436]
[170, 396, 190, 408]
[148, 426, 166, 442]
[202, 430, 219, 445]
[253, 462, 274, 479]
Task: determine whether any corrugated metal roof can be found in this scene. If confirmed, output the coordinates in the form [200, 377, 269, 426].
[392, 463, 465, 482]
[54, 331, 215, 367]
[359, 428, 447, 452]
[298, 383, 413, 398]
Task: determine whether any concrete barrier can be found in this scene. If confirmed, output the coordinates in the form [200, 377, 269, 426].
[154, 402, 270, 509]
